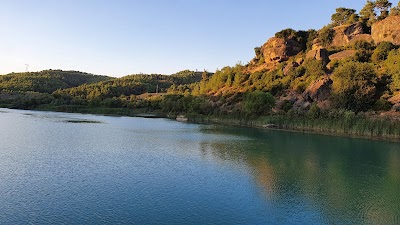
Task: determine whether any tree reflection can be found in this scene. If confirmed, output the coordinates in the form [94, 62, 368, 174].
[201, 127, 400, 224]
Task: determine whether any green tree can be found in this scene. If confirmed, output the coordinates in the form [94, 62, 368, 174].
[331, 61, 377, 112]
[306, 29, 318, 50]
[243, 91, 275, 116]
[360, 0, 377, 27]
[275, 28, 297, 39]
[375, 0, 392, 20]
[331, 8, 359, 26]
[371, 41, 395, 62]
[254, 47, 262, 59]
[385, 49, 400, 91]
[318, 26, 335, 47]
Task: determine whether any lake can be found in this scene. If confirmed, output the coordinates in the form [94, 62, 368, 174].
[0, 108, 399, 224]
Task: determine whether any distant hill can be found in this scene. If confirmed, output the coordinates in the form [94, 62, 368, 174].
[0, 70, 111, 93]
[54, 70, 207, 100]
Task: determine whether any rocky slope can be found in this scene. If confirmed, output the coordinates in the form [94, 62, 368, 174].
[330, 22, 367, 47]
[372, 15, 400, 45]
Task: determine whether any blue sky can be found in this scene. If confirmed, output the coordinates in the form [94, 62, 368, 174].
[1, 0, 368, 77]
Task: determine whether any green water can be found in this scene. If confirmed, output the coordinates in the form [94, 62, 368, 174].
[0, 108, 399, 224]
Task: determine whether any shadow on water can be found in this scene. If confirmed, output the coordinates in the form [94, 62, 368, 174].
[200, 125, 400, 224]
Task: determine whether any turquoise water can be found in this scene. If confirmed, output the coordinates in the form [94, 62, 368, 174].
[0, 108, 399, 224]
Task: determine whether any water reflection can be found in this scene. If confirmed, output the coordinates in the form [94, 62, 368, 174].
[201, 126, 400, 224]
[1, 108, 399, 224]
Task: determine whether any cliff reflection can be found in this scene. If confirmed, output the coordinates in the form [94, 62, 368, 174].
[201, 126, 400, 224]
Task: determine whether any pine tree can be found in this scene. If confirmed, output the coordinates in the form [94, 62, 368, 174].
[360, 0, 377, 27]
[375, 0, 392, 19]
[331, 8, 359, 26]
[390, 1, 400, 15]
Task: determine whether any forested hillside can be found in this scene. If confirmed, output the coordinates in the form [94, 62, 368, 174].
[54, 70, 206, 100]
[0, 70, 110, 93]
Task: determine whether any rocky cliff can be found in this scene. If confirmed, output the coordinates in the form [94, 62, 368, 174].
[330, 22, 365, 47]
[371, 15, 400, 45]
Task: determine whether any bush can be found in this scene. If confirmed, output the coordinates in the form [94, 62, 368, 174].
[243, 91, 275, 116]
[275, 28, 297, 39]
[371, 41, 395, 63]
[318, 26, 335, 47]
[352, 40, 375, 51]
[307, 103, 321, 118]
[373, 99, 392, 111]
[385, 49, 400, 91]
[331, 61, 377, 112]
[291, 59, 326, 91]
[275, 29, 315, 51]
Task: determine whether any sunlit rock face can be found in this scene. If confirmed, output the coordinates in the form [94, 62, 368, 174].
[330, 22, 365, 47]
[372, 15, 400, 45]
[261, 37, 303, 63]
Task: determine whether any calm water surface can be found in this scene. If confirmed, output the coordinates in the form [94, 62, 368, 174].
[0, 108, 399, 224]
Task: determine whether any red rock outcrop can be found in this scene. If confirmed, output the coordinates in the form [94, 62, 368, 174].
[306, 47, 330, 64]
[371, 15, 400, 45]
[330, 22, 365, 47]
[348, 34, 374, 45]
[261, 37, 303, 63]
[329, 50, 356, 61]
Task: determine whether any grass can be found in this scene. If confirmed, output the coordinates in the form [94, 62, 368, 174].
[189, 113, 400, 142]
[260, 115, 400, 140]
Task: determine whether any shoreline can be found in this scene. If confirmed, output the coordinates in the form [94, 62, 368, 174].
[187, 116, 400, 143]
[3, 106, 400, 143]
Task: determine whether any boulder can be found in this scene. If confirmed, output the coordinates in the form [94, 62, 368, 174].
[280, 91, 300, 103]
[261, 37, 303, 63]
[306, 47, 330, 64]
[371, 15, 400, 45]
[389, 93, 400, 111]
[329, 50, 356, 61]
[294, 98, 312, 110]
[302, 77, 333, 102]
[348, 34, 374, 45]
[330, 22, 365, 47]
[311, 38, 323, 50]
[283, 61, 299, 76]
[176, 115, 188, 122]
[276, 91, 301, 111]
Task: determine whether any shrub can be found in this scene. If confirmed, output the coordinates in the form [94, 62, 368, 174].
[243, 91, 275, 116]
[318, 26, 335, 47]
[275, 28, 297, 39]
[352, 40, 375, 51]
[385, 49, 400, 91]
[373, 99, 392, 111]
[307, 103, 321, 118]
[331, 61, 377, 112]
[371, 41, 395, 63]
[291, 59, 326, 92]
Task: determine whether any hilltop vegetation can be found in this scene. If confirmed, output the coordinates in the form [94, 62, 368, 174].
[0, 70, 207, 110]
[1, 0, 400, 140]
[0, 70, 110, 93]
